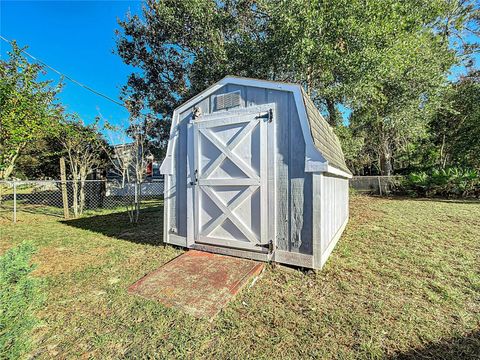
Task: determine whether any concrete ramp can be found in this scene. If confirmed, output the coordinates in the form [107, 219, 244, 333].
[128, 250, 264, 320]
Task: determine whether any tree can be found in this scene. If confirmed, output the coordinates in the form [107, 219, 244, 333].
[103, 116, 156, 223]
[116, 0, 476, 175]
[429, 70, 480, 170]
[334, 125, 369, 175]
[0, 42, 63, 179]
[13, 137, 64, 179]
[59, 115, 107, 217]
[117, 1, 454, 118]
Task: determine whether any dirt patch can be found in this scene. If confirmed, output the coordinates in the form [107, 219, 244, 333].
[32, 246, 110, 277]
[0, 242, 14, 255]
[348, 195, 386, 225]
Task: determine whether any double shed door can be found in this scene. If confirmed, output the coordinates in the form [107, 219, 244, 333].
[189, 106, 274, 252]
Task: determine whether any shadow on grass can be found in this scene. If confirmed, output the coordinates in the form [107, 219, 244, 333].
[360, 194, 480, 205]
[19, 206, 64, 218]
[62, 205, 164, 246]
[389, 330, 480, 359]
[408, 197, 480, 205]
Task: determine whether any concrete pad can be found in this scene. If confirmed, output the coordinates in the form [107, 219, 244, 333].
[128, 250, 264, 320]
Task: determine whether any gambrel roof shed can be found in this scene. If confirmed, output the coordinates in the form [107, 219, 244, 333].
[161, 76, 351, 269]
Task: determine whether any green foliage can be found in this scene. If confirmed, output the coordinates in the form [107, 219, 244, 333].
[403, 168, 480, 198]
[115, 0, 477, 176]
[13, 137, 65, 180]
[0, 42, 63, 180]
[59, 114, 109, 177]
[116, 0, 455, 119]
[334, 125, 369, 174]
[428, 70, 480, 170]
[0, 243, 43, 359]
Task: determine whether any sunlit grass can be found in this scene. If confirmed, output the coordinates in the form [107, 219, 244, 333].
[1, 196, 479, 359]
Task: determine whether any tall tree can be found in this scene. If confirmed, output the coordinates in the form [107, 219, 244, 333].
[429, 70, 480, 170]
[0, 42, 63, 179]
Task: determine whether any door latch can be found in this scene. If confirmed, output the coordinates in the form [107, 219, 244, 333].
[268, 239, 274, 253]
[190, 169, 198, 186]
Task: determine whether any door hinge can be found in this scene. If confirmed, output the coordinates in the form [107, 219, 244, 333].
[255, 109, 273, 123]
[258, 239, 274, 253]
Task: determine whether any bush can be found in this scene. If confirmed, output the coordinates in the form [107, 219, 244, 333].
[0, 243, 43, 360]
[402, 168, 480, 198]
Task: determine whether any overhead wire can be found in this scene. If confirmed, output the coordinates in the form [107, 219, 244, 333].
[0, 34, 158, 121]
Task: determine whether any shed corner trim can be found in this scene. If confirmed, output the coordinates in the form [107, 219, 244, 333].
[326, 165, 353, 179]
[160, 155, 173, 174]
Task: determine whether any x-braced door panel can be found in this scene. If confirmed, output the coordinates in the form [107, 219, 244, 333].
[192, 111, 269, 251]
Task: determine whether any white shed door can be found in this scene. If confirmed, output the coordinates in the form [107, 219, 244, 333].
[192, 110, 269, 251]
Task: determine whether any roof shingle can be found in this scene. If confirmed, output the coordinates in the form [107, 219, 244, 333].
[301, 89, 352, 175]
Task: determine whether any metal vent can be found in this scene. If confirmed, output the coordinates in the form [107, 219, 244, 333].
[215, 91, 241, 111]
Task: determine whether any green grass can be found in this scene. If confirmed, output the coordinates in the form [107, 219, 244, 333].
[1, 196, 479, 359]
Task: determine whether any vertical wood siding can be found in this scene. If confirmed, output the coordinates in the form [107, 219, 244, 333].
[320, 174, 349, 261]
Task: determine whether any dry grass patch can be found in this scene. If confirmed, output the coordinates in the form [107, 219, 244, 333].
[31, 246, 110, 277]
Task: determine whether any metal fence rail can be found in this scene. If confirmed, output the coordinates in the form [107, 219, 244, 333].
[0, 179, 164, 222]
[349, 176, 404, 195]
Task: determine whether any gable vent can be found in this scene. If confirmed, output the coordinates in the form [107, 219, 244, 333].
[215, 91, 241, 111]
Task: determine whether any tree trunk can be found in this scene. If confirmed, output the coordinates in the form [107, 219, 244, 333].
[79, 180, 85, 215]
[135, 180, 141, 223]
[326, 98, 337, 127]
[439, 133, 447, 169]
[0, 146, 22, 180]
[72, 180, 79, 218]
[79, 167, 87, 215]
[379, 139, 393, 176]
[60, 157, 70, 219]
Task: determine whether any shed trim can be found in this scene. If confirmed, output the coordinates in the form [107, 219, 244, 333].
[320, 217, 348, 268]
[273, 250, 314, 268]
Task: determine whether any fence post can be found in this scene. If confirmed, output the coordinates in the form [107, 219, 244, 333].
[13, 181, 17, 223]
[378, 176, 383, 196]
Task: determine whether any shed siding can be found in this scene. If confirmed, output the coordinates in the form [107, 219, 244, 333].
[320, 174, 349, 266]
[170, 83, 312, 255]
[288, 94, 312, 254]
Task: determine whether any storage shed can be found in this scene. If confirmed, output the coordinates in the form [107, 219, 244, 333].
[160, 77, 352, 269]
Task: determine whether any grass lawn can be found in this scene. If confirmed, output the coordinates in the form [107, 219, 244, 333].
[1, 196, 479, 359]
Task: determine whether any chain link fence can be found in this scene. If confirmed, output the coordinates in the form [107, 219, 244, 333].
[1, 176, 405, 222]
[0, 179, 164, 222]
[349, 176, 404, 195]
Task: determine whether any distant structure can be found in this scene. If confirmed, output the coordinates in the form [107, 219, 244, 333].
[107, 143, 163, 181]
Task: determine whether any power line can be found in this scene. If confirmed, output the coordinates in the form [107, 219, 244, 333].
[0, 34, 125, 108]
[0, 35, 161, 122]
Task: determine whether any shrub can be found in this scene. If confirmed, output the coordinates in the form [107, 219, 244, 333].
[402, 168, 480, 198]
[0, 243, 43, 360]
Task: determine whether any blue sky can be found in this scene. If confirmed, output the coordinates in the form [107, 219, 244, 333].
[0, 0, 143, 133]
